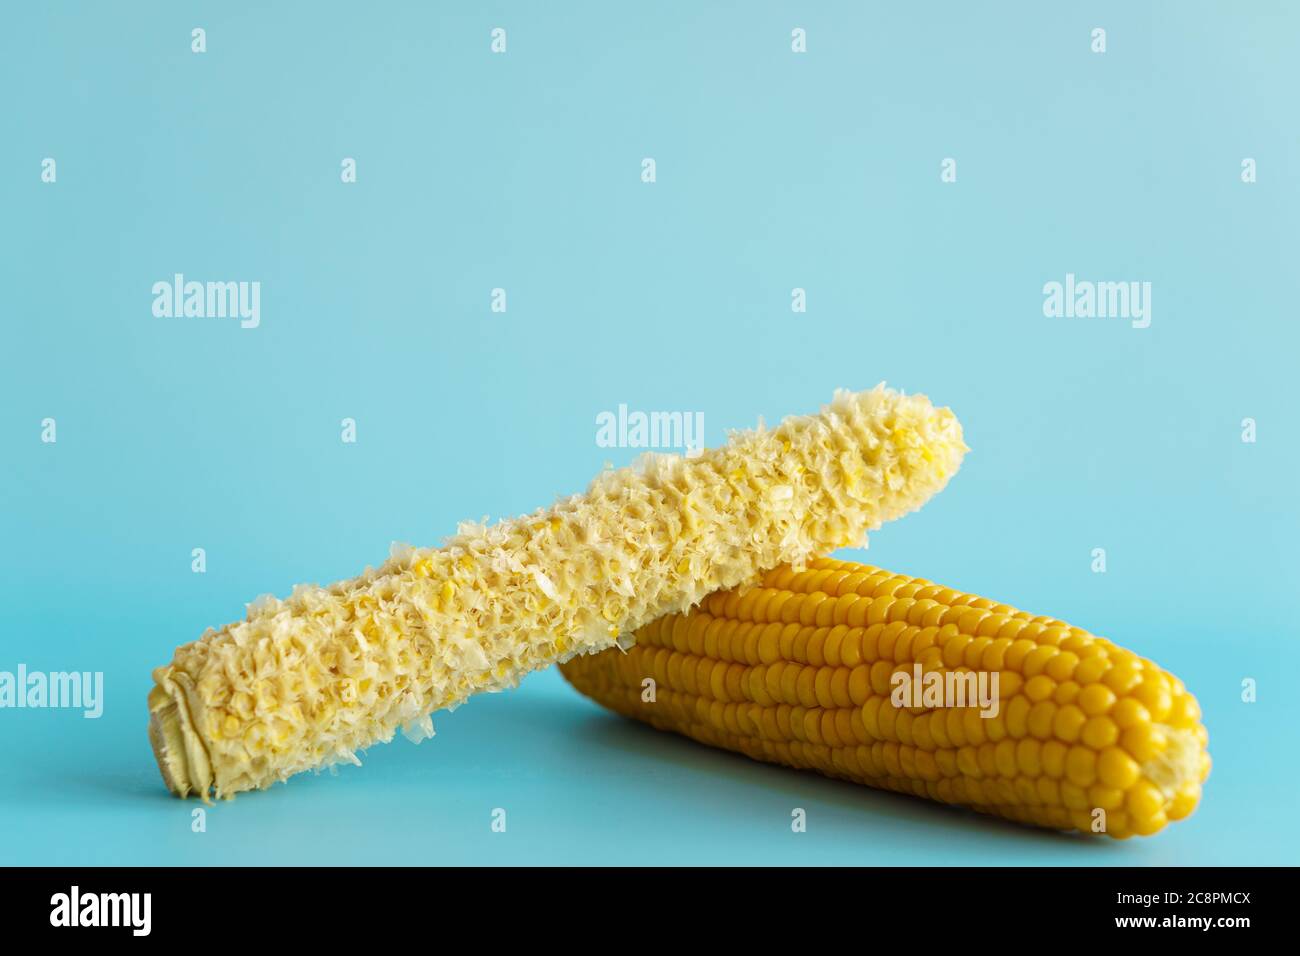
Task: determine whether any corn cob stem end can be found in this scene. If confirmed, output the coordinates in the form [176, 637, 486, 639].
[1145, 725, 1202, 799]
[147, 675, 213, 801]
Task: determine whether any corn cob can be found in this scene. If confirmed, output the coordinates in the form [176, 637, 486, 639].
[148, 387, 967, 799]
[560, 557, 1210, 838]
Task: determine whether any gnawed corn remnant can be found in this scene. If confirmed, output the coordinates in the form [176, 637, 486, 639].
[148, 386, 967, 799]
[561, 557, 1209, 839]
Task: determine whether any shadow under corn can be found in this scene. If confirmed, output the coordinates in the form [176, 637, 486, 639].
[556, 701, 1114, 856]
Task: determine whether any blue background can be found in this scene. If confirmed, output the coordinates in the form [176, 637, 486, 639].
[2, 1, 1297, 865]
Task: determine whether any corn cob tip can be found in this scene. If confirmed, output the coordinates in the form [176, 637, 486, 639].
[1141, 724, 1203, 803]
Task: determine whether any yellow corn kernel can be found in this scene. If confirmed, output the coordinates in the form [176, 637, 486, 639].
[1052, 705, 1087, 743]
[1081, 715, 1119, 750]
[1065, 746, 1098, 787]
[1112, 696, 1150, 729]
[1024, 674, 1055, 702]
[1078, 682, 1116, 716]
[1133, 676, 1173, 721]
[1121, 722, 1167, 763]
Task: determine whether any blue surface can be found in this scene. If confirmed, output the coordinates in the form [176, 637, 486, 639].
[2, 1, 1297, 866]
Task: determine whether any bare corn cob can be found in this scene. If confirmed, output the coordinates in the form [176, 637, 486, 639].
[149, 386, 967, 799]
[560, 557, 1209, 838]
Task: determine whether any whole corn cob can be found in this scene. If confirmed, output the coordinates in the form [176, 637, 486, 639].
[561, 557, 1210, 838]
[149, 387, 967, 799]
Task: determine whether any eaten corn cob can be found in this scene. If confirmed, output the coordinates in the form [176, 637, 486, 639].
[561, 557, 1209, 838]
[149, 387, 967, 799]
